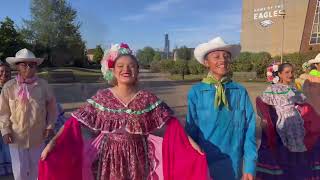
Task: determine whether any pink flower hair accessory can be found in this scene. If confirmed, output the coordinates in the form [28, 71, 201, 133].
[266, 61, 281, 84]
[100, 43, 133, 82]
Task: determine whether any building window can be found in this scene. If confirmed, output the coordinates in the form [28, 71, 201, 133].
[310, 0, 320, 45]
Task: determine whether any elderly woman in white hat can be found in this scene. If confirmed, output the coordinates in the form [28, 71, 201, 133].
[0, 48, 57, 180]
[185, 37, 256, 180]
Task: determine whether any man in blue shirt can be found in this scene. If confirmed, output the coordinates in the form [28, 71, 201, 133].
[186, 37, 257, 180]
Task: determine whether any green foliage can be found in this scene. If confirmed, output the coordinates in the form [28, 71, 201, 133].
[93, 45, 104, 63]
[231, 51, 319, 79]
[159, 60, 174, 72]
[150, 60, 161, 72]
[0, 17, 28, 60]
[153, 51, 319, 80]
[188, 59, 207, 74]
[280, 51, 318, 76]
[22, 0, 86, 67]
[153, 51, 161, 61]
[175, 46, 192, 61]
[150, 60, 176, 73]
[231, 52, 273, 78]
[169, 60, 188, 75]
[151, 58, 207, 78]
[136, 47, 155, 68]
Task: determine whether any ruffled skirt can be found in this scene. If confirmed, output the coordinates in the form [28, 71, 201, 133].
[97, 133, 155, 180]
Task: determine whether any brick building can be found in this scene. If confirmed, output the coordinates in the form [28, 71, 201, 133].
[86, 48, 95, 62]
[241, 0, 320, 56]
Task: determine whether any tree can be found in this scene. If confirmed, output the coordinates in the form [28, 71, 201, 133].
[136, 47, 155, 68]
[153, 51, 161, 61]
[0, 17, 28, 60]
[93, 45, 104, 63]
[176, 46, 192, 61]
[174, 46, 193, 79]
[23, 0, 86, 66]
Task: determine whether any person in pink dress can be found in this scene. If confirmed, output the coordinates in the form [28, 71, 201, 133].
[39, 43, 208, 180]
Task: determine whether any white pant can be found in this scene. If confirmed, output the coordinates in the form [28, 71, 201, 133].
[9, 144, 44, 180]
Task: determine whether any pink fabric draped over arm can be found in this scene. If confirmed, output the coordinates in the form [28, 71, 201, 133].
[38, 116, 210, 180]
[38, 117, 84, 180]
[162, 117, 210, 180]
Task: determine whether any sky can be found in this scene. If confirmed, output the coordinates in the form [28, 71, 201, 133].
[0, 0, 242, 51]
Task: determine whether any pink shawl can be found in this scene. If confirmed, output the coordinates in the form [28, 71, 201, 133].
[38, 117, 83, 180]
[38, 117, 210, 180]
[162, 117, 209, 180]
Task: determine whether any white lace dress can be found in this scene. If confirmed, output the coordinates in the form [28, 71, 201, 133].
[260, 83, 307, 152]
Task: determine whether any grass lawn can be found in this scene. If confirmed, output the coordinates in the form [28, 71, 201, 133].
[37, 67, 103, 83]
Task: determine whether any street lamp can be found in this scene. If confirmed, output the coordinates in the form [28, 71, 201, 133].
[279, 5, 286, 63]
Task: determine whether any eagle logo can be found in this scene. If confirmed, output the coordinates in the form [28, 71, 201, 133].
[260, 19, 274, 28]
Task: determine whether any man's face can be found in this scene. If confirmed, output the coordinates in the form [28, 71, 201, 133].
[16, 62, 37, 79]
[0, 66, 11, 85]
[204, 50, 231, 79]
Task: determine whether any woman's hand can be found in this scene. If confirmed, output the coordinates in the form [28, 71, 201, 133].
[2, 133, 13, 144]
[242, 173, 254, 180]
[261, 119, 268, 129]
[41, 140, 56, 160]
[187, 136, 204, 155]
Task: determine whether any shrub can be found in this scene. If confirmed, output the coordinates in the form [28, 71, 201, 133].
[150, 60, 161, 72]
[171, 60, 188, 75]
[159, 60, 175, 73]
[233, 51, 319, 79]
[282, 51, 318, 76]
[188, 60, 207, 74]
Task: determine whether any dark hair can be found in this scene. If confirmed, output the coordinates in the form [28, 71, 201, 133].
[0, 61, 10, 68]
[114, 54, 139, 68]
[278, 63, 293, 73]
[274, 63, 293, 80]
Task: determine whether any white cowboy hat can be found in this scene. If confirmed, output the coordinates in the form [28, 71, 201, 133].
[194, 37, 241, 64]
[6, 48, 44, 66]
[308, 53, 320, 64]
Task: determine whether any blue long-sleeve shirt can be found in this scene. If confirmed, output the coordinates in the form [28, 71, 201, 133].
[185, 82, 257, 180]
